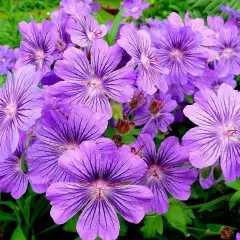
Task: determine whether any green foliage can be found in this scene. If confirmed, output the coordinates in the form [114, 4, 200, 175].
[164, 199, 195, 236]
[141, 213, 163, 238]
[11, 225, 27, 240]
[63, 214, 79, 233]
[106, 8, 124, 45]
[229, 191, 240, 209]
[119, 216, 128, 236]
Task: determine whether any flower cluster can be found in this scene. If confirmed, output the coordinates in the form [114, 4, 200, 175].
[0, 1, 240, 240]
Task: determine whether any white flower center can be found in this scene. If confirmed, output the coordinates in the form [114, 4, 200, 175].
[1, 58, 6, 63]
[171, 49, 183, 60]
[4, 104, 17, 118]
[131, 7, 139, 13]
[88, 32, 95, 41]
[79, 1, 84, 7]
[148, 165, 163, 180]
[141, 55, 150, 67]
[36, 50, 45, 60]
[223, 48, 234, 56]
[92, 180, 107, 200]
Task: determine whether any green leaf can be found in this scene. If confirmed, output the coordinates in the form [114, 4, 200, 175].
[104, 126, 117, 138]
[0, 211, 18, 222]
[121, 134, 136, 144]
[111, 101, 123, 121]
[229, 191, 240, 209]
[141, 214, 163, 238]
[225, 179, 240, 190]
[23, 196, 34, 224]
[107, 9, 124, 45]
[11, 225, 27, 240]
[164, 199, 194, 236]
[0, 75, 6, 87]
[63, 214, 79, 233]
[119, 216, 128, 236]
[200, 167, 211, 179]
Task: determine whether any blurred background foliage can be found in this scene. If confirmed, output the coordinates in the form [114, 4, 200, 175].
[0, 0, 240, 48]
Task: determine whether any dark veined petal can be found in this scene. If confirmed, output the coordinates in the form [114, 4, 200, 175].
[77, 199, 119, 240]
[107, 185, 153, 223]
[46, 182, 91, 224]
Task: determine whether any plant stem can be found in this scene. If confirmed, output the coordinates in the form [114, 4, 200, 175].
[187, 227, 220, 236]
[183, 193, 233, 210]
[36, 225, 59, 236]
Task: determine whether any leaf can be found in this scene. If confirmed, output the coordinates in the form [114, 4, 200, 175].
[0, 211, 18, 222]
[121, 134, 136, 144]
[107, 9, 124, 45]
[104, 126, 117, 138]
[164, 199, 195, 236]
[229, 191, 240, 209]
[225, 179, 240, 190]
[23, 196, 34, 224]
[11, 225, 27, 240]
[63, 214, 79, 233]
[111, 101, 123, 121]
[119, 216, 128, 236]
[141, 214, 163, 238]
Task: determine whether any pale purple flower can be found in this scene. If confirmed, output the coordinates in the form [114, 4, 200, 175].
[131, 134, 195, 214]
[16, 19, 57, 76]
[153, 24, 206, 85]
[0, 46, 15, 74]
[51, 10, 72, 58]
[60, 0, 99, 15]
[0, 132, 28, 199]
[46, 141, 153, 240]
[166, 81, 195, 103]
[220, 5, 240, 31]
[183, 83, 240, 182]
[167, 12, 215, 47]
[207, 16, 225, 39]
[51, 40, 136, 119]
[134, 94, 177, 137]
[0, 65, 43, 160]
[122, 0, 149, 19]
[141, 18, 163, 35]
[27, 105, 113, 186]
[236, 232, 240, 240]
[67, 12, 107, 47]
[0, 131, 47, 198]
[118, 25, 168, 95]
[212, 27, 240, 76]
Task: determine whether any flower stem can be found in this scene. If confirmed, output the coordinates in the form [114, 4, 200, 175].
[183, 193, 233, 210]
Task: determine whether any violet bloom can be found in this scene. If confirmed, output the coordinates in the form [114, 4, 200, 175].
[117, 25, 168, 95]
[16, 19, 57, 76]
[134, 94, 177, 137]
[46, 141, 153, 240]
[0, 65, 43, 160]
[131, 134, 195, 214]
[27, 105, 113, 186]
[122, 0, 149, 19]
[60, 0, 99, 15]
[167, 12, 215, 47]
[237, 232, 240, 240]
[0, 132, 47, 198]
[212, 27, 240, 76]
[51, 10, 72, 58]
[0, 45, 14, 74]
[183, 83, 240, 182]
[67, 12, 107, 48]
[153, 24, 206, 85]
[207, 16, 225, 40]
[52, 40, 136, 119]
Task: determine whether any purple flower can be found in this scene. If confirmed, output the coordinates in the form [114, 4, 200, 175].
[131, 134, 195, 214]
[66, 12, 107, 48]
[0, 131, 47, 198]
[182, 83, 240, 182]
[122, 0, 149, 19]
[16, 19, 57, 76]
[60, 0, 99, 15]
[0, 132, 28, 199]
[51, 10, 72, 58]
[51, 40, 136, 119]
[0, 65, 43, 160]
[236, 232, 240, 240]
[134, 94, 177, 137]
[27, 105, 113, 186]
[46, 141, 153, 240]
[153, 24, 206, 85]
[0, 45, 15, 74]
[41, 71, 63, 86]
[167, 12, 215, 47]
[207, 16, 225, 39]
[117, 25, 168, 95]
[141, 18, 163, 35]
[212, 27, 240, 76]
[166, 81, 195, 103]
